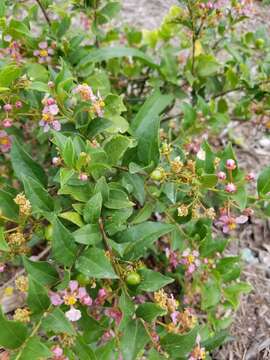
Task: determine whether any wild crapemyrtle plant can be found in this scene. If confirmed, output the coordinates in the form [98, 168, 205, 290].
[0, 0, 270, 359]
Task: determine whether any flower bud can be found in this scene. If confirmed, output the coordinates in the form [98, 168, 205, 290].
[217, 171, 226, 180]
[15, 101, 23, 109]
[245, 172, 256, 182]
[79, 173, 88, 181]
[3, 103, 12, 112]
[226, 159, 236, 170]
[225, 183, 237, 193]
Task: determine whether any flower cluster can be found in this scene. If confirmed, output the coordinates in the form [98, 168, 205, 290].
[180, 249, 201, 275]
[73, 84, 105, 117]
[1, 100, 23, 129]
[7, 231, 28, 256]
[33, 41, 55, 64]
[169, 308, 197, 334]
[1, 35, 22, 62]
[14, 193, 31, 216]
[39, 96, 60, 132]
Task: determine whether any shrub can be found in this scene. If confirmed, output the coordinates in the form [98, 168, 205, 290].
[0, 0, 269, 359]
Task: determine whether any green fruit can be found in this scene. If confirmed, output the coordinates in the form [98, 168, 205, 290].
[125, 272, 141, 286]
[150, 168, 163, 181]
[44, 224, 53, 241]
[255, 38, 265, 48]
[76, 273, 91, 286]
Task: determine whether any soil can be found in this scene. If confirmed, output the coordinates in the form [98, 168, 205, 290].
[120, 1, 270, 359]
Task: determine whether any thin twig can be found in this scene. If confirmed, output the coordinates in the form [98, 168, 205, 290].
[35, 0, 51, 26]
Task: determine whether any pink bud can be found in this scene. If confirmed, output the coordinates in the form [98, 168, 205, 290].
[217, 171, 226, 180]
[52, 157, 61, 165]
[245, 172, 256, 181]
[3, 103, 12, 112]
[48, 81, 55, 88]
[226, 159, 236, 170]
[225, 183, 237, 193]
[3, 118, 13, 128]
[79, 173, 88, 181]
[46, 98, 55, 105]
[15, 101, 23, 109]
[81, 295, 93, 306]
[0, 264, 5, 272]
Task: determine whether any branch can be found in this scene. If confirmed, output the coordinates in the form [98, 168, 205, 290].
[35, 0, 51, 26]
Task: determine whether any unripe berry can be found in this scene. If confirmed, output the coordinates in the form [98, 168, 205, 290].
[125, 272, 141, 286]
[45, 224, 53, 241]
[150, 168, 164, 181]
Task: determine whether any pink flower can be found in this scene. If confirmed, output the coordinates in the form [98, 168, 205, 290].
[104, 308, 122, 325]
[101, 330, 115, 344]
[81, 295, 93, 306]
[50, 292, 64, 306]
[165, 248, 180, 269]
[171, 311, 180, 324]
[95, 288, 107, 305]
[226, 159, 236, 170]
[65, 307, 81, 322]
[0, 131, 12, 152]
[52, 346, 63, 357]
[73, 84, 95, 102]
[69, 280, 79, 293]
[215, 214, 248, 233]
[217, 171, 226, 180]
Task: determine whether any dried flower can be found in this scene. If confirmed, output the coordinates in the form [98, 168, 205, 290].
[177, 204, 189, 217]
[0, 131, 12, 152]
[170, 157, 183, 174]
[15, 275, 29, 293]
[13, 308, 31, 323]
[14, 193, 32, 216]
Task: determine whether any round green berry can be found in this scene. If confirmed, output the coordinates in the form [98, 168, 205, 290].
[125, 272, 141, 286]
[76, 273, 91, 286]
[150, 168, 163, 181]
[255, 38, 265, 48]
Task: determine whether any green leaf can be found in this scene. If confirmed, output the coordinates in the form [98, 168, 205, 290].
[0, 64, 22, 87]
[73, 336, 97, 360]
[73, 224, 102, 245]
[116, 222, 174, 260]
[195, 54, 220, 77]
[60, 211, 84, 227]
[119, 291, 135, 330]
[23, 257, 58, 286]
[202, 330, 230, 351]
[0, 227, 9, 251]
[131, 90, 174, 166]
[200, 174, 218, 188]
[232, 184, 247, 211]
[224, 282, 252, 309]
[136, 303, 167, 322]
[201, 280, 221, 310]
[42, 308, 75, 335]
[26, 63, 48, 82]
[104, 135, 131, 165]
[122, 173, 145, 206]
[104, 189, 134, 209]
[160, 327, 197, 358]
[19, 337, 52, 360]
[52, 217, 78, 267]
[27, 276, 50, 314]
[138, 269, 174, 292]
[22, 176, 54, 213]
[257, 166, 270, 197]
[83, 193, 103, 223]
[63, 137, 77, 168]
[120, 320, 149, 360]
[131, 203, 154, 224]
[0, 308, 28, 349]
[0, 189, 19, 222]
[11, 137, 47, 186]
[78, 46, 157, 69]
[76, 247, 118, 279]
